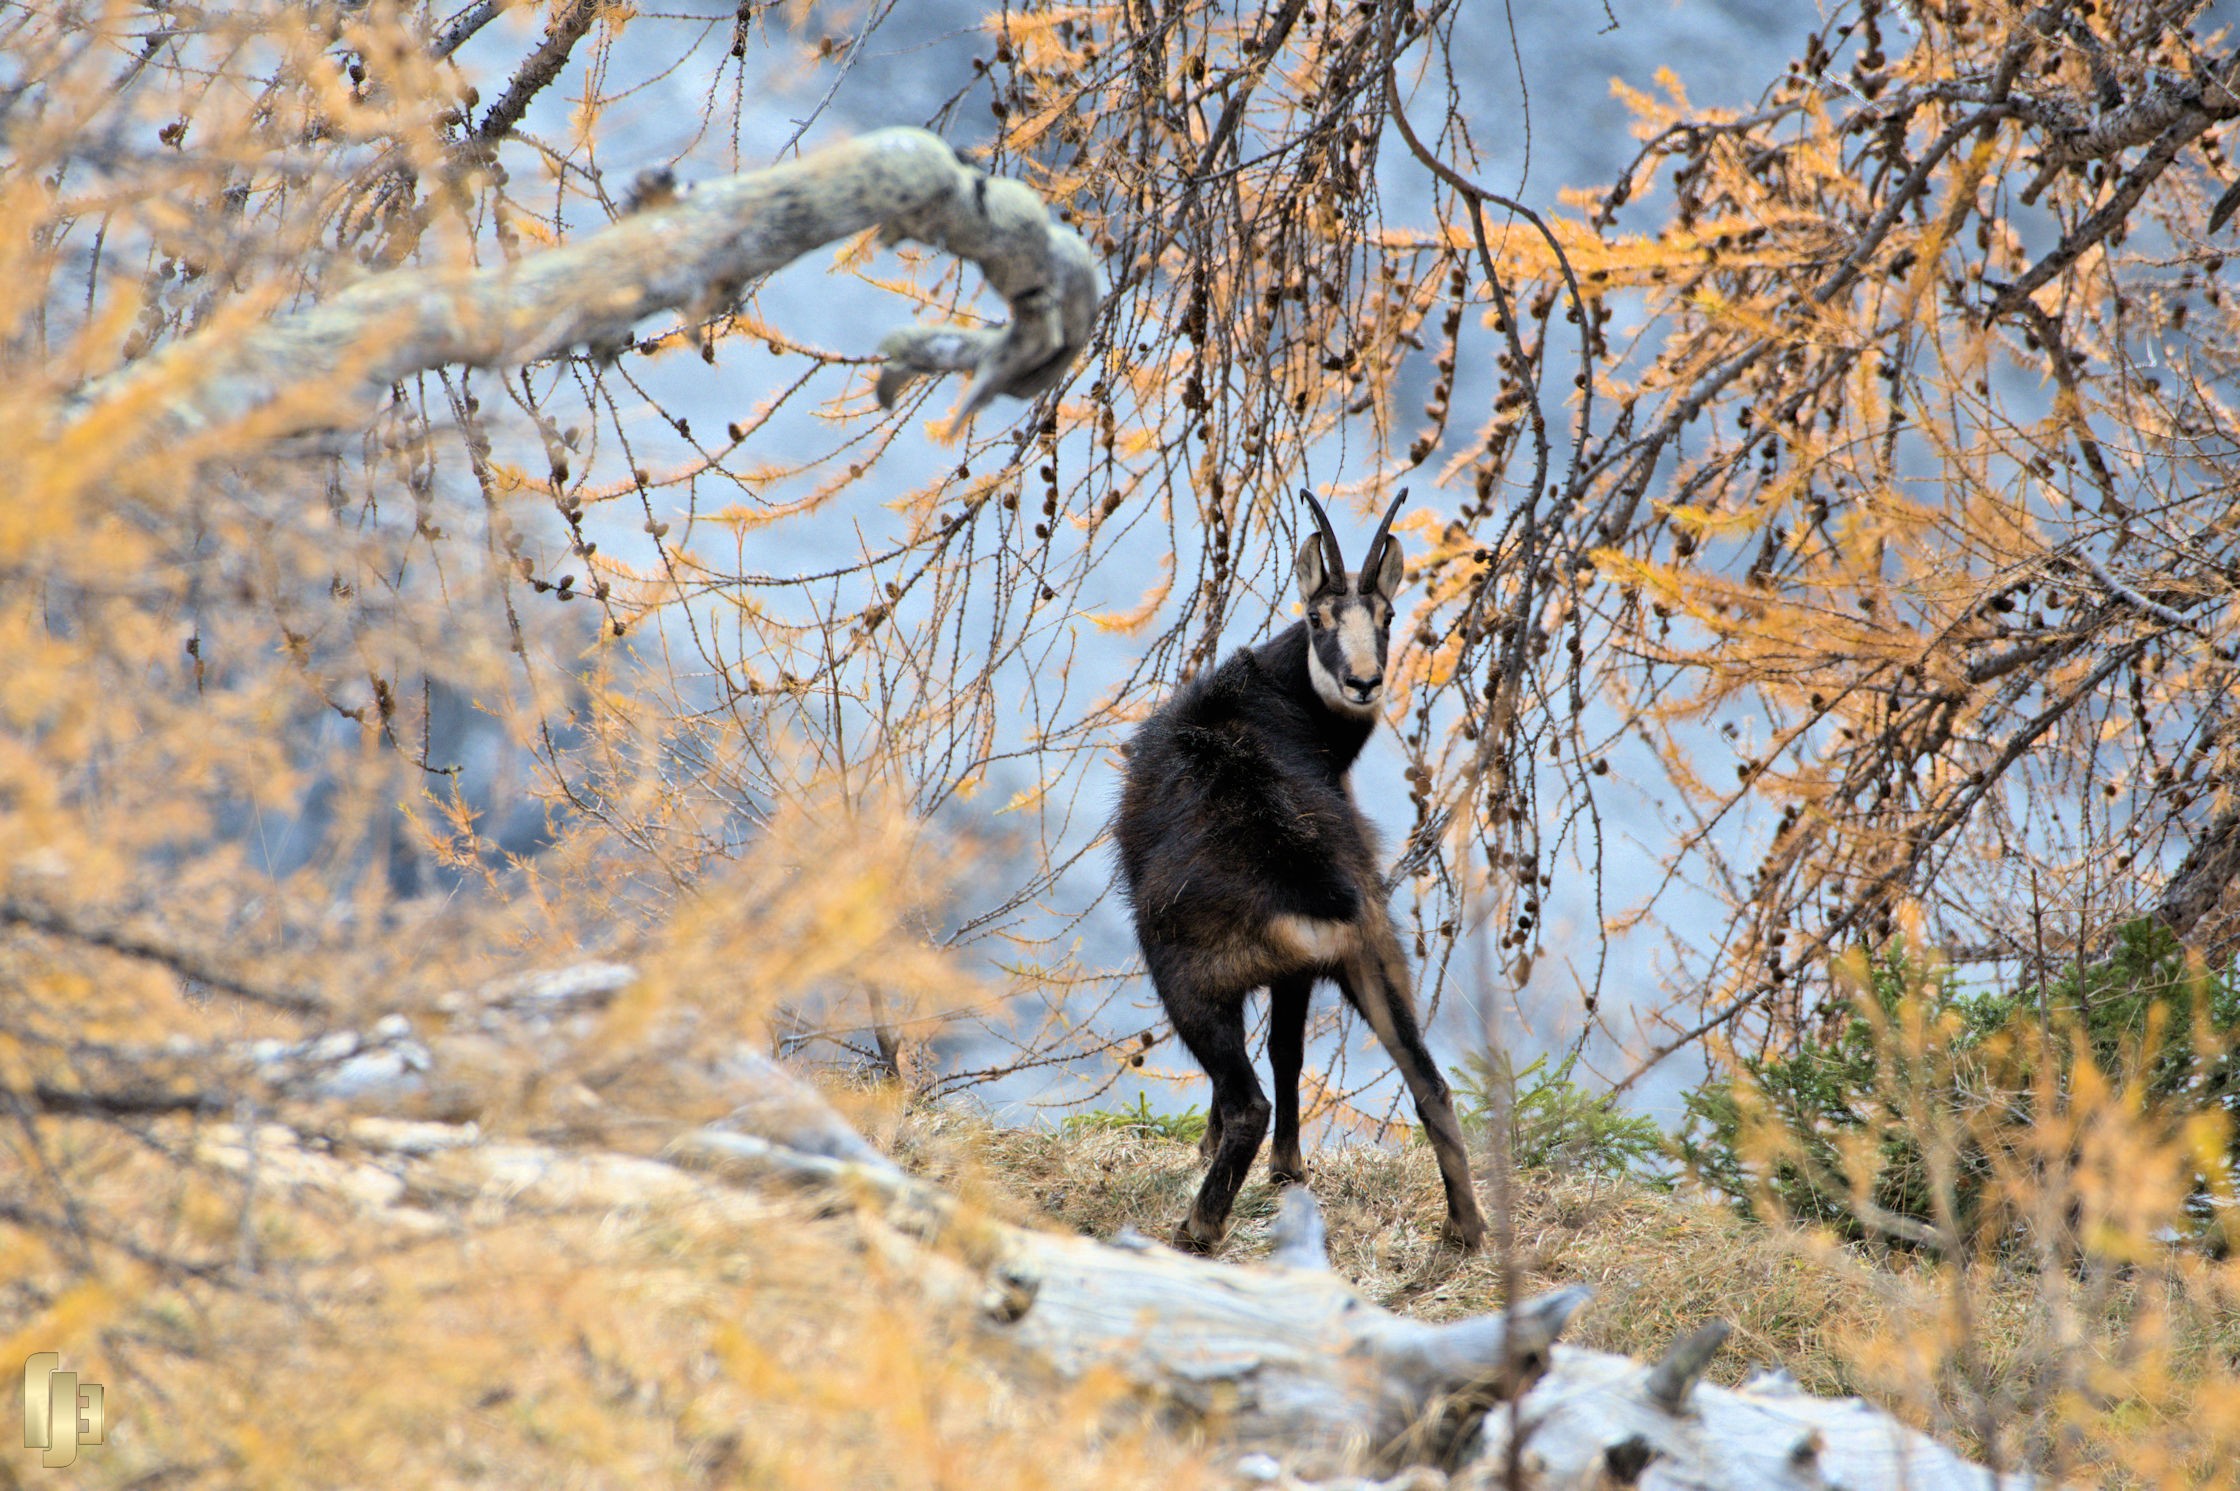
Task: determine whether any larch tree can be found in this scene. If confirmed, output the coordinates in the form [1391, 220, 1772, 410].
[8, 1, 2240, 1486]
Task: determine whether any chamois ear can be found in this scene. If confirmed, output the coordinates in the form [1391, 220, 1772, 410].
[1295, 536, 1333, 602]
[1370, 530, 1405, 602]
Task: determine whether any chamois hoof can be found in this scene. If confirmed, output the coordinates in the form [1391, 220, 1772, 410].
[1269, 1163, 1309, 1187]
[1439, 1217, 1488, 1255]
[1170, 1219, 1219, 1255]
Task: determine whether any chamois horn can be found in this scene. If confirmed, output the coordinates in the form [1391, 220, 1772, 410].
[1362, 488, 1408, 584]
[1297, 487, 1347, 582]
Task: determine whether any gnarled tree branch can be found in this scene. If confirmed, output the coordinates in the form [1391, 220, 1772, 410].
[65, 128, 1099, 453]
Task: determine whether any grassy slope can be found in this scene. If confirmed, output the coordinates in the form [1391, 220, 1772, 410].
[883, 1103, 1892, 1398]
[19, 1069, 2234, 1489]
[880, 1097, 2240, 1486]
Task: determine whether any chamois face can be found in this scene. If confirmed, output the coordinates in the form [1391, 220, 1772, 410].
[1295, 532, 1405, 717]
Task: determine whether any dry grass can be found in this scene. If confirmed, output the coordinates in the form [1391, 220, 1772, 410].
[883, 1102, 1889, 1395]
[882, 1096, 2240, 1485]
[0, 1106, 1211, 1491]
[12, 1050, 2240, 1489]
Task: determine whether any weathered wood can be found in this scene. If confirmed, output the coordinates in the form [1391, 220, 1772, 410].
[1489, 1349, 2035, 1491]
[160, 960, 2053, 1489]
[1644, 1320, 1729, 1414]
[66, 128, 1098, 449]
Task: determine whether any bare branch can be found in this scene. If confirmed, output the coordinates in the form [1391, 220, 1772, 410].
[473, 2, 600, 146]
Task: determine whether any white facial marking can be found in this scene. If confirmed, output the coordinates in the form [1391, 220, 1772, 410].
[1335, 607, 1380, 693]
[1272, 914, 1357, 965]
[1307, 589, 1383, 717]
[1306, 635, 1360, 714]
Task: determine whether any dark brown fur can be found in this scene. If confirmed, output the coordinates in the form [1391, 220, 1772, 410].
[1112, 496, 1486, 1253]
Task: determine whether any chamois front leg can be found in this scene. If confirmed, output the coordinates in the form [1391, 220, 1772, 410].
[1267, 974, 1313, 1185]
[1162, 980, 1271, 1254]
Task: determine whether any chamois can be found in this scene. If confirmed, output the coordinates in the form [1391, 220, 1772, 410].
[1114, 490, 1487, 1254]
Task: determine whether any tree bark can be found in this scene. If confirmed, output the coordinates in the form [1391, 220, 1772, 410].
[2155, 803, 2240, 958]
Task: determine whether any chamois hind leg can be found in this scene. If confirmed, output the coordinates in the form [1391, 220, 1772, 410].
[1267, 974, 1313, 1185]
[1336, 922, 1488, 1253]
[1197, 1099, 1223, 1161]
[1159, 977, 1270, 1254]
